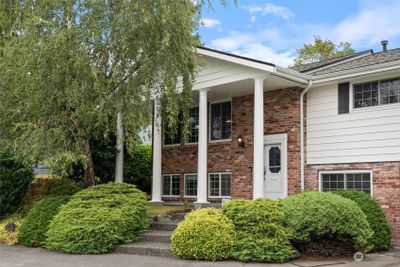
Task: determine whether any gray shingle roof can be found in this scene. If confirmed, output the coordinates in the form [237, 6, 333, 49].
[290, 50, 372, 73]
[291, 48, 400, 76]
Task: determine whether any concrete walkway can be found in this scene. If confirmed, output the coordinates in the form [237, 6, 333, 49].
[0, 244, 399, 267]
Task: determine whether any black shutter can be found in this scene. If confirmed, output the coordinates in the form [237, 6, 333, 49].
[338, 82, 350, 114]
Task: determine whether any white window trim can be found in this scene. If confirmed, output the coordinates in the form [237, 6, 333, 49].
[352, 77, 400, 111]
[318, 170, 373, 196]
[209, 99, 233, 143]
[184, 173, 198, 198]
[208, 172, 232, 199]
[162, 174, 180, 197]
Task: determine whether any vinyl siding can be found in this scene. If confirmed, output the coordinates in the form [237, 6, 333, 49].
[307, 83, 400, 164]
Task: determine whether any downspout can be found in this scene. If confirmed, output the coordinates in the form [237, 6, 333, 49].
[300, 79, 313, 191]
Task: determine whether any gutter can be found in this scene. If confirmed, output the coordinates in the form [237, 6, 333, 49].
[300, 79, 313, 191]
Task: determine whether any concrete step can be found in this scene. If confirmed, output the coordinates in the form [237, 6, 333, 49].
[151, 221, 179, 231]
[139, 230, 171, 242]
[115, 241, 174, 257]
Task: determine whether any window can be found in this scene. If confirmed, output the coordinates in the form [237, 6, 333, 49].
[163, 122, 181, 145]
[211, 101, 232, 140]
[162, 174, 180, 196]
[320, 171, 372, 194]
[268, 146, 281, 173]
[353, 77, 400, 108]
[208, 173, 231, 197]
[188, 107, 199, 143]
[184, 174, 197, 196]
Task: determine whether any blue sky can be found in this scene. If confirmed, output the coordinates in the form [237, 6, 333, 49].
[198, 0, 400, 66]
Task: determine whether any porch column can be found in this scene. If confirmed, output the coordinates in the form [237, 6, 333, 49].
[150, 98, 163, 203]
[253, 77, 265, 199]
[195, 88, 209, 205]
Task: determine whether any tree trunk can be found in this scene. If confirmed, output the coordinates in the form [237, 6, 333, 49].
[80, 135, 95, 187]
[115, 110, 124, 183]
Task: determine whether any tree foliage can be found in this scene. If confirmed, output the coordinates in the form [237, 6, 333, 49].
[0, 0, 209, 185]
[294, 36, 355, 66]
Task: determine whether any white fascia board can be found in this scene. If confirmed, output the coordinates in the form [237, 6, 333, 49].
[196, 47, 275, 73]
[274, 66, 311, 84]
[312, 60, 400, 84]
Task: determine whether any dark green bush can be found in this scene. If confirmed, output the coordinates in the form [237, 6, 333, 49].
[282, 191, 373, 252]
[222, 199, 296, 263]
[124, 145, 152, 194]
[171, 208, 236, 261]
[18, 177, 79, 215]
[18, 195, 70, 247]
[332, 190, 391, 251]
[0, 152, 33, 218]
[46, 183, 148, 254]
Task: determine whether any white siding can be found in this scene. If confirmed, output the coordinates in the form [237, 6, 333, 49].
[176, 56, 264, 91]
[307, 83, 400, 164]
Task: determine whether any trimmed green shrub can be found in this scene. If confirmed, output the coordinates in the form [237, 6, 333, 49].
[332, 190, 391, 251]
[171, 208, 236, 261]
[282, 191, 373, 252]
[18, 177, 79, 215]
[0, 152, 33, 218]
[46, 183, 148, 254]
[222, 199, 296, 263]
[18, 195, 70, 247]
[124, 145, 152, 194]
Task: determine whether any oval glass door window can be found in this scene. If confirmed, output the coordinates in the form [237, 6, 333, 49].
[269, 146, 281, 173]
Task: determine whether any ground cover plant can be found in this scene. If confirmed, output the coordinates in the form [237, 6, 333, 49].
[222, 198, 296, 263]
[171, 208, 236, 261]
[46, 183, 148, 254]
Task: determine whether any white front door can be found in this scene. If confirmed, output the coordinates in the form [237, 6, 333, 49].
[263, 134, 287, 199]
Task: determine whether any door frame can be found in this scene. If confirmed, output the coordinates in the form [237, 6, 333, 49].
[263, 133, 288, 198]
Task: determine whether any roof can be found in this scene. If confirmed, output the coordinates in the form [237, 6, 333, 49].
[290, 50, 372, 73]
[291, 48, 400, 76]
[197, 46, 275, 67]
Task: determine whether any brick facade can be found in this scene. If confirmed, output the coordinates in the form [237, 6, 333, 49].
[160, 87, 400, 245]
[161, 87, 302, 201]
[305, 162, 400, 246]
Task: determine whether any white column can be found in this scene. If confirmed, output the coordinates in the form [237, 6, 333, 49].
[195, 88, 209, 204]
[253, 77, 265, 199]
[150, 98, 163, 203]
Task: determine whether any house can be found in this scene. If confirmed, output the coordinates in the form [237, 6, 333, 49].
[150, 42, 400, 246]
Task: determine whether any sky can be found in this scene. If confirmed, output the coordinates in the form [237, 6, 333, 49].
[198, 0, 400, 67]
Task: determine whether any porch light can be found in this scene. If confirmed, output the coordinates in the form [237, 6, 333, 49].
[237, 136, 245, 148]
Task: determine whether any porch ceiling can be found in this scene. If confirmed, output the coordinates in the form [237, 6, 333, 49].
[191, 75, 304, 104]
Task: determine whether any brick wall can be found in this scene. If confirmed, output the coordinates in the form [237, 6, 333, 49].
[305, 162, 400, 246]
[161, 87, 302, 201]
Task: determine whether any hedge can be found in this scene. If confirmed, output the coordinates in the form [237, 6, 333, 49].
[0, 152, 33, 218]
[282, 191, 373, 252]
[333, 190, 391, 251]
[46, 183, 148, 253]
[171, 208, 236, 261]
[18, 195, 71, 247]
[223, 199, 296, 263]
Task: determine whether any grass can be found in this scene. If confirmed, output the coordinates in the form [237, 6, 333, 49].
[0, 215, 23, 245]
[149, 204, 189, 216]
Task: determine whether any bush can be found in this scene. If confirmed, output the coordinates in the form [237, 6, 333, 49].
[18, 177, 79, 216]
[0, 152, 33, 218]
[281, 191, 373, 252]
[222, 199, 296, 263]
[124, 145, 152, 194]
[46, 152, 86, 186]
[18, 195, 70, 247]
[46, 183, 148, 254]
[171, 208, 236, 261]
[332, 190, 391, 251]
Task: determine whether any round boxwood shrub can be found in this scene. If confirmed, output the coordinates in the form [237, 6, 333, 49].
[222, 199, 296, 263]
[46, 183, 148, 254]
[281, 191, 373, 252]
[171, 208, 236, 261]
[18, 195, 71, 247]
[332, 190, 391, 251]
